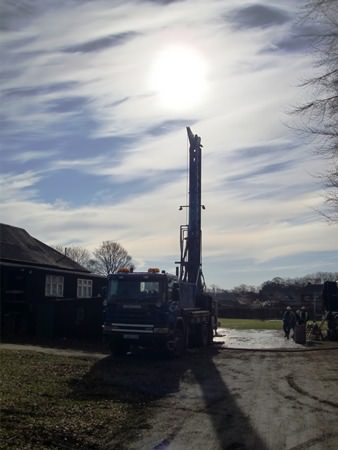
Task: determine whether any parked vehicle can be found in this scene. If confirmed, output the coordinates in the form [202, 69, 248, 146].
[102, 128, 216, 356]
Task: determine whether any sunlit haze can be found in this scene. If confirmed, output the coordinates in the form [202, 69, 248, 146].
[149, 44, 208, 110]
[1, 0, 337, 289]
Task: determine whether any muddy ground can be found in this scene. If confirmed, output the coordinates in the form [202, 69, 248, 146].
[103, 347, 338, 450]
[2, 331, 338, 450]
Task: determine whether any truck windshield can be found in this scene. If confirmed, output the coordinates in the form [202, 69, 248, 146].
[107, 278, 162, 303]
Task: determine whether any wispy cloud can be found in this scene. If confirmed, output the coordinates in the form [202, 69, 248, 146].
[9, 150, 59, 163]
[227, 4, 290, 30]
[0, 171, 42, 201]
[0, 0, 336, 288]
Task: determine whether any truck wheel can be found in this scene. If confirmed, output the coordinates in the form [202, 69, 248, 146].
[109, 340, 129, 357]
[168, 327, 186, 357]
[208, 322, 214, 345]
[196, 324, 208, 348]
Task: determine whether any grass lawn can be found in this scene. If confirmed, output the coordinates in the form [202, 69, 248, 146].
[0, 350, 150, 449]
[218, 318, 282, 330]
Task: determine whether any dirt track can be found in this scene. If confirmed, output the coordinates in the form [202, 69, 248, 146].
[100, 346, 338, 450]
[1, 340, 338, 450]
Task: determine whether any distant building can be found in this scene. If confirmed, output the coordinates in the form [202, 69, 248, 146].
[0, 223, 106, 339]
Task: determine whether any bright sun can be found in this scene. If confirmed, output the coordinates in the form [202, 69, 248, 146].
[149, 45, 207, 111]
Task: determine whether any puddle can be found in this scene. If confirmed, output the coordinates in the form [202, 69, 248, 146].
[214, 328, 306, 350]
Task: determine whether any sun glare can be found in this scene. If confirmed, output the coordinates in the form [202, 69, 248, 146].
[149, 45, 207, 111]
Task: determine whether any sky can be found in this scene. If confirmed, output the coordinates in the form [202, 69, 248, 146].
[1, 0, 337, 289]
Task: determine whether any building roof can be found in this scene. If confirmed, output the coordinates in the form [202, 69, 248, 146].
[0, 223, 90, 273]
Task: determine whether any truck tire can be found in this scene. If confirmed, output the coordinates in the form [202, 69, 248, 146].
[167, 327, 186, 357]
[208, 321, 214, 345]
[196, 324, 208, 348]
[108, 340, 129, 357]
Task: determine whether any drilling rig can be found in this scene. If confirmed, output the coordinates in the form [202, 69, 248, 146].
[178, 127, 204, 291]
[102, 127, 215, 356]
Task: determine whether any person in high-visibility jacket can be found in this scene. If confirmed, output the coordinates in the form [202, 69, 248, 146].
[296, 306, 309, 325]
[282, 306, 297, 339]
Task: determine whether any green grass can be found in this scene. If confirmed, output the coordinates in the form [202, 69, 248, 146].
[218, 318, 281, 330]
[0, 350, 151, 449]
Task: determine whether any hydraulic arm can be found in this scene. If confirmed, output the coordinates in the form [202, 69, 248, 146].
[178, 127, 204, 293]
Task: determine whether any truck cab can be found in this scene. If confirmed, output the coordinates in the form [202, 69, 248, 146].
[102, 268, 213, 356]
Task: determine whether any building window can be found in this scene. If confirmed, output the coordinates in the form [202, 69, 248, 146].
[45, 275, 64, 297]
[77, 279, 93, 298]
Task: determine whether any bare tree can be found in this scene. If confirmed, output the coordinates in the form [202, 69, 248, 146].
[53, 244, 65, 254]
[66, 247, 92, 268]
[52, 245, 91, 269]
[294, 0, 338, 221]
[93, 241, 133, 276]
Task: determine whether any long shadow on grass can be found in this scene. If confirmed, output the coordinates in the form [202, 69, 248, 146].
[71, 345, 267, 450]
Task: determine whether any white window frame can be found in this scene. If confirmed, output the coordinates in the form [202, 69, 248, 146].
[77, 278, 93, 298]
[45, 275, 64, 297]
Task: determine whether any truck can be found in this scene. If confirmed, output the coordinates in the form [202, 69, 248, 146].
[102, 127, 216, 356]
[322, 280, 338, 340]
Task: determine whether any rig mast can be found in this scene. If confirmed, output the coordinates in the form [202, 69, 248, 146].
[178, 127, 204, 293]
